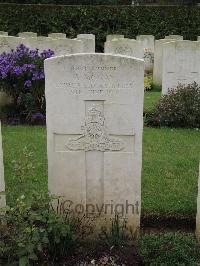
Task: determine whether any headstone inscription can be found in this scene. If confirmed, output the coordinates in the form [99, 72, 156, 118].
[45, 53, 144, 234]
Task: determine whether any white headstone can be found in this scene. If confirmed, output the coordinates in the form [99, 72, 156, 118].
[136, 35, 155, 52]
[136, 35, 155, 73]
[106, 35, 124, 42]
[0, 36, 25, 53]
[24, 37, 84, 55]
[165, 35, 183, 40]
[0, 121, 6, 209]
[153, 39, 175, 86]
[45, 53, 144, 234]
[48, 33, 66, 39]
[77, 34, 95, 53]
[196, 163, 200, 242]
[198, 36, 200, 41]
[0, 31, 8, 36]
[77, 34, 95, 41]
[162, 41, 200, 94]
[104, 39, 143, 59]
[18, 32, 37, 38]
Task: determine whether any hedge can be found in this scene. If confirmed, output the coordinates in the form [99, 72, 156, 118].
[0, 0, 132, 4]
[0, 4, 199, 51]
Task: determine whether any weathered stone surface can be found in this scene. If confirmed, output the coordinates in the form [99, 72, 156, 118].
[106, 35, 124, 41]
[104, 38, 143, 59]
[153, 39, 175, 86]
[45, 53, 144, 234]
[77, 34, 95, 53]
[162, 41, 200, 94]
[77, 34, 95, 40]
[0, 31, 8, 36]
[0, 36, 24, 53]
[136, 35, 155, 52]
[18, 32, 37, 37]
[136, 35, 155, 73]
[48, 33, 66, 39]
[165, 35, 183, 40]
[24, 37, 84, 55]
[0, 121, 6, 209]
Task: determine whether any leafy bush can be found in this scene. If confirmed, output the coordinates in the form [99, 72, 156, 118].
[0, 44, 54, 124]
[145, 83, 200, 128]
[0, 192, 83, 265]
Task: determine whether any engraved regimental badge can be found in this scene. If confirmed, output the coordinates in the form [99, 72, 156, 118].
[66, 105, 124, 152]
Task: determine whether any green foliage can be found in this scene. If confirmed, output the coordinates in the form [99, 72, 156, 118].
[0, 192, 80, 265]
[137, 233, 200, 265]
[101, 216, 129, 248]
[0, 0, 131, 4]
[0, 5, 199, 51]
[146, 82, 200, 128]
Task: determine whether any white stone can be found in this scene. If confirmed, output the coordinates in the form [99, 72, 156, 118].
[165, 35, 183, 40]
[136, 35, 155, 52]
[0, 32, 8, 36]
[0, 121, 6, 209]
[24, 37, 84, 55]
[18, 32, 37, 38]
[106, 35, 124, 41]
[162, 41, 200, 94]
[196, 163, 200, 242]
[48, 33, 66, 39]
[136, 35, 155, 73]
[0, 36, 25, 53]
[45, 53, 144, 234]
[77, 35, 95, 53]
[77, 34, 95, 41]
[104, 38, 143, 59]
[153, 39, 175, 86]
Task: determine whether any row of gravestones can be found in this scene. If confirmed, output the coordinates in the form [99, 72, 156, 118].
[0, 52, 200, 238]
[0, 32, 200, 96]
[0, 32, 200, 100]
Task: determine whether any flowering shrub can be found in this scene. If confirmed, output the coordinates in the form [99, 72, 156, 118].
[0, 44, 54, 124]
[145, 83, 200, 128]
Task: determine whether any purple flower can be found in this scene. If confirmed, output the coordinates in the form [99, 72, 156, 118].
[12, 66, 23, 75]
[24, 80, 32, 88]
[32, 70, 45, 81]
[40, 49, 55, 59]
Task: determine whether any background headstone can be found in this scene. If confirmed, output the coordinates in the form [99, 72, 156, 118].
[136, 35, 155, 73]
[0, 31, 8, 36]
[0, 121, 6, 208]
[165, 35, 183, 40]
[136, 35, 155, 52]
[104, 38, 143, 59]
[18, 32, 37, 38]
[106, 35, 124, 41]
[45, 53, 144, 234]
[153, 39, 175, 86]
[76, 34, 95, 53]
[48, 33, 66, 39]
[162, 41, 200, 94]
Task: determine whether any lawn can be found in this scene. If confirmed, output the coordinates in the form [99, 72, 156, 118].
[1, 90, 200, 218]
[2, 125, 200, 219]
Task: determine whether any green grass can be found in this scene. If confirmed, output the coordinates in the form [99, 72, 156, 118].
[144, 85, 161, 112]
[137, 232, 200, 265]
[2, 126, 200, 218]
